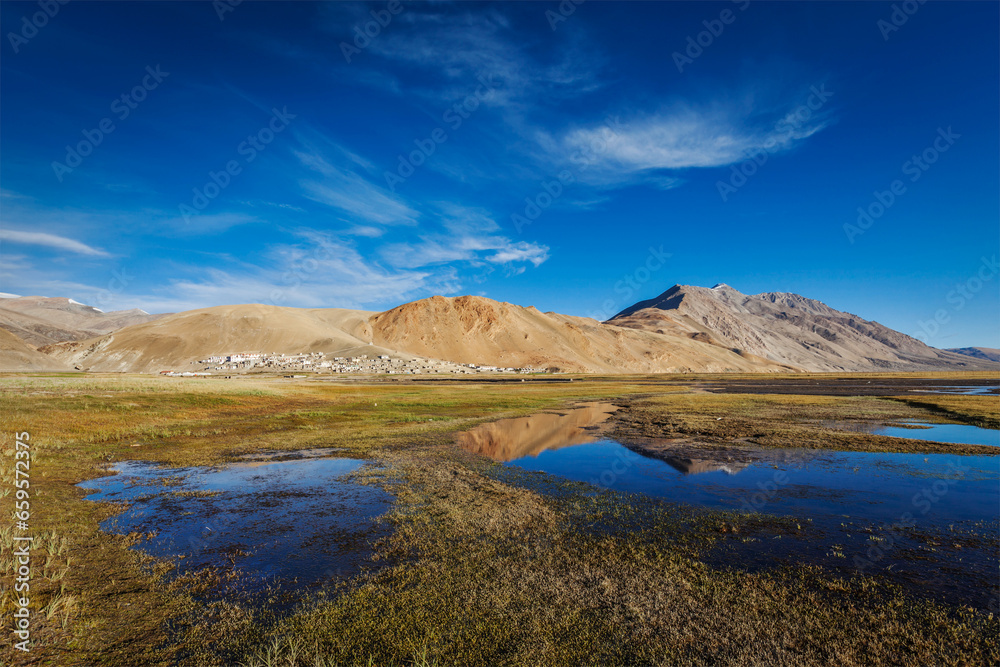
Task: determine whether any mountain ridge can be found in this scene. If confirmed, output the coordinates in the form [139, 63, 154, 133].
[946, 347, 1000, 363]
[0, 295, 166, 348]
[3, 285, 996, 374]
[37, 296, 793, 374]
[607, 284, 987, 372]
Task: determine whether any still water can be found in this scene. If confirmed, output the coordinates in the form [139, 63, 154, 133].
[79, 454, 391, 590]
[461, 404, 1000, 609]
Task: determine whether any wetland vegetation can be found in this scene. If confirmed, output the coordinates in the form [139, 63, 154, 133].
[0, 372, 997, 666]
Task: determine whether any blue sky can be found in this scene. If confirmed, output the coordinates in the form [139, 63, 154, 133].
[1, 1, 997, 348]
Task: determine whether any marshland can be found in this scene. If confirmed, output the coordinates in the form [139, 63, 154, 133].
[1, 372, 997, 666]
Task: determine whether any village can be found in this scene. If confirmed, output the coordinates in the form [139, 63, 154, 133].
[157, 351, 543, 376]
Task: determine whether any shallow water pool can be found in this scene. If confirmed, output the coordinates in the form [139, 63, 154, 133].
[871, 421, 1000, 447]
[468, 405, 1000, 609]
[79, 456, 392, 590]
[505, 440, 999, 527]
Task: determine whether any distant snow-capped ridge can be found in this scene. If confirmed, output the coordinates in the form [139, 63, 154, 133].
[0, 295, 166, 349]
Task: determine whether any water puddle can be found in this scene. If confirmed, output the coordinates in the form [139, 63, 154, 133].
[827, 420, 999, 447]
[912, 385, 998, 395]
[875, 422, 999, 446]
[503, 440, 998, 525]
[79, 455, 392, 593]
[463, 405, 1000, 609]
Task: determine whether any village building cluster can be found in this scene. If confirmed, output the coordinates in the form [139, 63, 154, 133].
[174, 351, 540, 375]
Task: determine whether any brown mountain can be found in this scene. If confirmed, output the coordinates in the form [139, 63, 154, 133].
[608, 284, 992, 372]
[0, 327, 72, 371]
[39, 296, 790, 374]
[0, 295, 165, 348]
[946, 347, 1000, 363]
[38, 304, 388, 373]
[21, 287, 1000, 374]
[367, 295, 787, 374]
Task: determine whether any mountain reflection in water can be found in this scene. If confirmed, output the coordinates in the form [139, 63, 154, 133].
[457, 403, 619, 461]
[659, 456, 749, 476]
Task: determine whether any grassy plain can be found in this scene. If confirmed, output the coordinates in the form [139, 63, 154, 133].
[0, 372, 996, 666]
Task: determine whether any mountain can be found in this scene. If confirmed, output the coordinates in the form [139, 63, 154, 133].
[18, 286, 1000, 374]
[38, 304, 387, 373]
[39, 297, 792, 374]
[0, 327, 72, 371]
[0, 295, 165, 348]
[946, 347, 1000, 363]
[368, 295, 787, 373]
[607, 284, 992, 372]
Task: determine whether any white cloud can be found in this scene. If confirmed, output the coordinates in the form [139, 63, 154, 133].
[295, 147, 418, 226]
[133, 232, 459, 313]
[365, 9, 602, 109]
[554, 98, 832, 185]
[346, 225, 385, 238]
[379, 237, 483, 268]
[380, 205, 549, 270]
[162, 212, 260, 235]
[0, 224, 463, 314]
[238, 200, 308, 214]
[0, 229, 110, 256]
[486, 241, 549, 266]
[436, 202, 502, 233]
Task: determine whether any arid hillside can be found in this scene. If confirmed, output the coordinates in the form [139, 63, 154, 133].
[0, 295, 164, 347]
[947, 347, 1000, 363]
[369, 295, 791, 373]
[39, 297, 791, 374]
[0, 327, 72, 371]
[39, 304, 388, 373]
[23, 288, 1000, 374]
[608, 284, 992, 372]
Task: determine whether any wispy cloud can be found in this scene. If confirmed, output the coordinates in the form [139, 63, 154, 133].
[8, 239, 447, 316]
[294, 142, 418, 226]
[381, 236, 549, 270]
[379, 204, 549, 270]
[565, 109, 826, 170]
[163, 212, 260, 235]
[0, 229, 110, 256]
[138, 231, 452, 312]
[362, 8, 602, 109]
[552, 93, 833, 186]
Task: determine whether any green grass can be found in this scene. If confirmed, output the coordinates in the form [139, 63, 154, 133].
[612, 392, 999, 454]
[887, 394, 1000, 429]
[0, 373, 996, 665]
